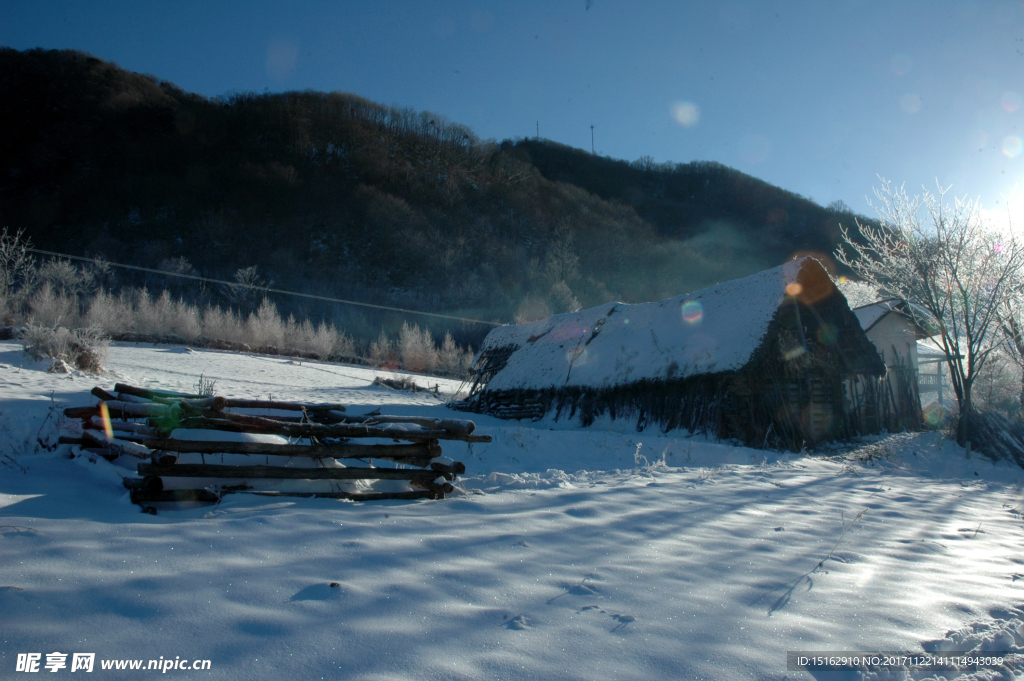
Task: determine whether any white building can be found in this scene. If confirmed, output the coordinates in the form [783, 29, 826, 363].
[851, 299, 935, 422]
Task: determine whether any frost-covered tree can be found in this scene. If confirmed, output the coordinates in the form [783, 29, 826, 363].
[0, 227, 37, 321]
[836, 180, 1024, 445]
[224, 265, 270, 314]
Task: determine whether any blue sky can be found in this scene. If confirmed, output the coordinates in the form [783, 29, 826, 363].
[3, 0, 1024, 218]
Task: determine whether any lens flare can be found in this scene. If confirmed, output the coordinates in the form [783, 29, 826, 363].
[98, 402, 114, 440]
[565, 346, 589, 365]
[900, 93, 921, 113]
[890, 53, 913, 76]
[671, 101, 700, 127]
[856, 566, 876, 589]
[1002, 91, 1022, 113]
[266, 39, 299, 81]
[766, 207, 788, 224]
[922, 402, 945, 426]
[816, 323, 839, 345]
[681, 300, 703, 323]
[1003, 136, 1023, 158]
[786, 282, 802, 297]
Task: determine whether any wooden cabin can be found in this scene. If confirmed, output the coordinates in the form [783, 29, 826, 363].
[455, 258, 888, 450]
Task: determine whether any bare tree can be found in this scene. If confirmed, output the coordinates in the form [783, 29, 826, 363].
[0, 228, 38, 315]
[836, 180, 1024, 445]
[224, 265, 270, 314]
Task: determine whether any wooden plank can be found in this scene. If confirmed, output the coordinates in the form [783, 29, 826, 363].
[136, 463, 448, 481]
[65, 401, 174, 420]
[141, 438, 440, 460]
[85, 416, 163, 438]
[82, 430, 152, 458]
[129, 489, 220, 504]
[170, 415, 492, 443]
[339, 415, 476, 435]
[90, 387, 119, 402]
[222, 399, 346, 412]
[177, 403, 345, 423]
[242, 490, 443, 501]
[115, 383, 203, 400]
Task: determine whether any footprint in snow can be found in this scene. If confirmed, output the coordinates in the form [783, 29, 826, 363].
[289, 583, 343, 602]
[0, 525, 39, 537]
[610, 614, 636, 632]
[548, 578, 600, 604]
[504, 614, 532, 630]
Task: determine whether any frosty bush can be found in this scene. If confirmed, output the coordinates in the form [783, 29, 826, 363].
[23, 324, 108, 373]
[38, 258, 94, 297]
[0, 228, 37, 324]
[201, 305, 247, 344]
[438, 331, 474, 376]
[132, 287, 161, 335]
[247, 297, 285, 348]
[399, 322, 437, 373]
[29, 282, 78, 328]
[369, 328, 396, 366]
[972, 349, 1023, 414]
[282, 317, 354, 359]
[162, 293, 202, 341]
[306, 320, 340, 358]
[86, 289, 133, 334]
[0, 236, 472, 374]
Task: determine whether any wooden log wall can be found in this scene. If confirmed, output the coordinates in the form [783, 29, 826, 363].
[63, 383, 488, 509]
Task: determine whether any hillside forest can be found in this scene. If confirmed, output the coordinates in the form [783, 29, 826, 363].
[0, 47, 866, 350]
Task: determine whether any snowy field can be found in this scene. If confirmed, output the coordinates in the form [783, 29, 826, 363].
[2, 339, 1024, 680]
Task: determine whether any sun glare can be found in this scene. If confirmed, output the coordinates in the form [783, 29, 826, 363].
[980, 189, 1024, 233]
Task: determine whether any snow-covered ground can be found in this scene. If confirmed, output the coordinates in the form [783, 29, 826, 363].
[2, 339, 1024, 680]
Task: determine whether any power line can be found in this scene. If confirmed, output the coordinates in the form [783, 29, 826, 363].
[24, 247, 504, 327]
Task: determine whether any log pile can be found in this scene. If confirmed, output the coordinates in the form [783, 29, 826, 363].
[61, 383, 488, 507]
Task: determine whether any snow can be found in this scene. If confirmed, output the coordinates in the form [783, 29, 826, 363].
[477, 258, 814, 391]
[918, 342, 949, 362]
[3, 339, 1024, 680]
[853, 300, 900, 333]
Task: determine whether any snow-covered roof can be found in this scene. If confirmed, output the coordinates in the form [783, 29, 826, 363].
[476, 258, 828, 392]
[836, 280, 883, 309]
[852, 299, 936, 338]
[852, 299, 900, 332]
[917, 341, 950, 363]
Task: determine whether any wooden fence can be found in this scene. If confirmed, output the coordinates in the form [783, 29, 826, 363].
[61, 383, 488, 507]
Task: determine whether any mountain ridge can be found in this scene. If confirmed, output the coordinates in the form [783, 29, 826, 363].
[0, 47, 865, 343]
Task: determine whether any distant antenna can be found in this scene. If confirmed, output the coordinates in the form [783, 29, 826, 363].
[536, 121, 539, 138]
[590, 124, 595, 154]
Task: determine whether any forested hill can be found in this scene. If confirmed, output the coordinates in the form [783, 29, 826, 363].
[0, 47, 864, 341]
[509, 139, 853, 260]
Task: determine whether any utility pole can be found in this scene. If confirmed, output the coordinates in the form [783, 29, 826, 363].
[536, 121, 539, 138]
[590, 124, 595, 154]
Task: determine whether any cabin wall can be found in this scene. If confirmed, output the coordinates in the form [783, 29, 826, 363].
[727, 369, 886, 449]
